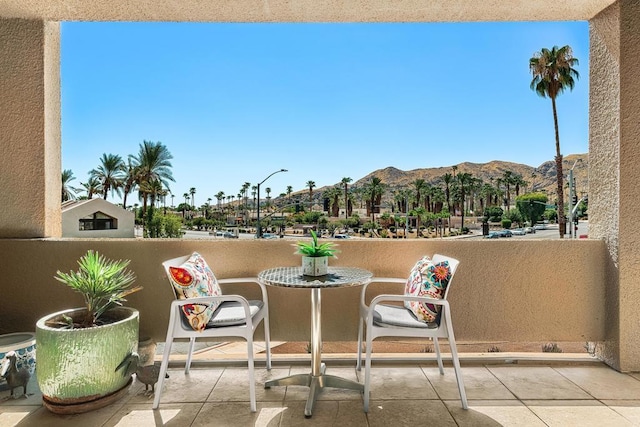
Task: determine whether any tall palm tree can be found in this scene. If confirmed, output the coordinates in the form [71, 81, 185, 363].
[530, 45, 579, 239]
[501, 170, 514, 211]
[442, 173, 453, 215]
[122, 157, 139, 209]
[215, 191, 225, 211]
[340, 177, 352, 219]
[131, 140, 175, 222]
[90, 153, 125, 200]
[189, 187, 196, 209]
[455, 172, 474, 232]
[364, 177, 385, 219]
[61, 169, 79, 202]
[80, 176, 102, 200]
[286, 185, 293, 203]
[306, 180, 316, 210]
[412, 179, 428, 210]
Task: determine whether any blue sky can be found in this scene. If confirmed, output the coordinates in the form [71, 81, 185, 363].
[61, 21, 588, 205]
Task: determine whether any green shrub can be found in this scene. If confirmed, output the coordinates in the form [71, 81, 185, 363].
[501, 218, 512, 229]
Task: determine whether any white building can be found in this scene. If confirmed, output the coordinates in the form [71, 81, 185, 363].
[61, 198, 135, 238]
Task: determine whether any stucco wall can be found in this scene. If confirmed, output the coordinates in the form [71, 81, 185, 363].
[589, 0, 640, 372]
[0, 18, 61, 238]
[0, 239, 607, 347]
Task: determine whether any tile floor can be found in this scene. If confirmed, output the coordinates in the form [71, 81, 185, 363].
[2, 360, 640, 426]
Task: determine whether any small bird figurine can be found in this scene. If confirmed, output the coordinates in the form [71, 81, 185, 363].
[1, 351, 31, 399]
[115, 352, 167, 395]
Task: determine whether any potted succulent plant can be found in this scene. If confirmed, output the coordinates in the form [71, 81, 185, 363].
[295, 230, 339, 276]
[35, 250, 142, 414]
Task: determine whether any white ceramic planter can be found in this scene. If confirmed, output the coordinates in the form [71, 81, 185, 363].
[302, 256, 329, 276]
[0, 332, 36, 376]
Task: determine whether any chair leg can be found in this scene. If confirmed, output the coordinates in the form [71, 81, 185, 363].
[446, 328, 468, 410]
[433, 337, 444, 375]
[363, 333, 373, 413]
[356, 317, 364, 371]
[246, 339, 257, 412]
[185, 337, 196, 374]
[152, 337, 173, 409]
[263, 317, 272, 370]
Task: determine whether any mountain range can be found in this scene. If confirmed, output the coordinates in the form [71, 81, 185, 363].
[298, 153, 589, 203]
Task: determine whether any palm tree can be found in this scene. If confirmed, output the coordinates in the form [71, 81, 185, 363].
[364, 177, 385, 221]
[530, 45, 579, 238]
[340, 177, 352, 219]
[189, 187, 196, 209]
[79, 176, 102, 200]
[122, 158, 139, 209]
[306, 180, 316, 210]
[61, 169, 79, 202]
[501, 170, 514, 211]
[412, 179, 428, 210]
[131, 140, 175, 223]
[90, 153, 125, 200]
[215, 191, 225, 211]
[286, 185, 293, 203]
[455, 172, 474, 232]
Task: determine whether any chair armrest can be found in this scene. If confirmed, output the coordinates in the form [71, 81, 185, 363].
[218, 277, 269, 306]
[359, 277, 405, 308]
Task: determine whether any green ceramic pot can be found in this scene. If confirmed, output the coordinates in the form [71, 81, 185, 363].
[35, 307, 139, 406]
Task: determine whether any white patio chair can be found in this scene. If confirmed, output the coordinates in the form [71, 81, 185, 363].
[356, 253, 467, 411]
[153, 254, 272, 412]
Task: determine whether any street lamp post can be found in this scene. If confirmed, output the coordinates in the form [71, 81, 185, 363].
[256, 169, 288, 238]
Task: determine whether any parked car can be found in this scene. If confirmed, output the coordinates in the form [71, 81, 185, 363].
[333, 234, 351, 239]
[485, 231, 501, 239]
[512, 228, 526, 236]
[533, 224, 547, 230]
[524, 226, 536, 234]
[223, 231, 238, 239]
[261, 233, 278, 239]
[497, 229, 513, 237]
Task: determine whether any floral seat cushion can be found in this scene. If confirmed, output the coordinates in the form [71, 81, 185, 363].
[404, 256, 452, 323]
[167, 252, 222, 331]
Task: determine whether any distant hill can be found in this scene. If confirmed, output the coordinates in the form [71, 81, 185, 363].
[291, 153, 588, 205]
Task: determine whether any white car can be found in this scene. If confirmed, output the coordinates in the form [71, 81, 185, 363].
[333, 234, 351, 239]
[512, 228, 526, 236]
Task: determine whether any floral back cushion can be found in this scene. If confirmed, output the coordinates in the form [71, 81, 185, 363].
[404, 256, 452, 323]
[167, 252, 222, 331]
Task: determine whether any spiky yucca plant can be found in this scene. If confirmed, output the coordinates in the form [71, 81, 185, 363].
[54, 250, 142, 328]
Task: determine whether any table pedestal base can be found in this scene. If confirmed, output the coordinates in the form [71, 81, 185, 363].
[265, 364, 363, 417]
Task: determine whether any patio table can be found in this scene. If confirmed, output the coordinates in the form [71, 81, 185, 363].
[258, 266, 372, 417]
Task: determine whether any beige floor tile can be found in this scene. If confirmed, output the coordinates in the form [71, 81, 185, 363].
[208, 366, 288, 403]
[601, 400, 640, 425]
[487, 366, 591, 400]
[554, 366, 640, 399]
[0, 405, 41, 427]
[192, 402, 284, 427]
[15, 402, 126, 427]
[525, 400, 633, 426]
[361, 365, 438, 401]
[151, 367, 224, 404]
[367, 399, 456, 427]
[280, 400, 367, 426]
[445, 400, 546, 426]
[423, 366, 515, 401]
[102, 402, 203, 427]
[281, 366, 363, 402]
